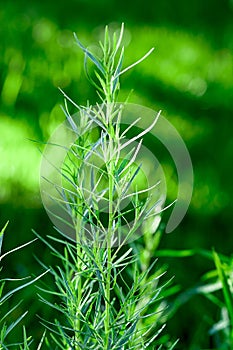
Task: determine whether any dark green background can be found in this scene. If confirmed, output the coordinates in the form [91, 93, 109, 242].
[0, 0, 233, 348]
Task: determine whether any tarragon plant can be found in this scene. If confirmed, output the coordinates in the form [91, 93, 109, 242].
[36, 23, 178, 349]
[2, 23, 233, 350]
[0, 24, 178, 349]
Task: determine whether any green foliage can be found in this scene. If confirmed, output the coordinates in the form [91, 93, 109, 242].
[0, 221, 9, 256]
[74, 23, 154, 104]
[0, 223, 48, 349]
[1, 1, 233, 348]
[154, 247, 233, 349]
[0, 25, 177, 349]
[35, 233, 175, 349]
[34, 24, 176, 349]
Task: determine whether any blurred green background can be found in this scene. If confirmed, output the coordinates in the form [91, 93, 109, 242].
[0, 0, 233, 348]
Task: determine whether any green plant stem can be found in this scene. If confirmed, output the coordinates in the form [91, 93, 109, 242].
[75, 194, 84, 345]
[104, 251, 111, 349]
[104, 137, 115, 349]
[76, 245, 82, 346]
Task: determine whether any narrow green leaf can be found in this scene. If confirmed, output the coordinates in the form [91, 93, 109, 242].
[0, 238, 38, 262]
[169, 339, 180, 349]
[115, 47, 154, 78]
[145, 324, 166, 347]
[84, 54, 104, 93]
[103, 25, 110, 60]
[111, 23, 124, 62]
[5, 311, 28, 337]
[213, 250, 233, 326]
[112, 46, 124, 89]
[120, 111, 160, 150]
[0, 300, 23, 323]
[0, 221, 9, 256]
[74, 33, 105, 74]
[0, 269, 49, 304]
[0, 221, 9, 238]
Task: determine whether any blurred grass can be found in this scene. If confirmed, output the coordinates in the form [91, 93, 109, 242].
[0, 0, 233, 348]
